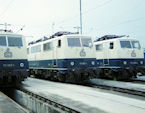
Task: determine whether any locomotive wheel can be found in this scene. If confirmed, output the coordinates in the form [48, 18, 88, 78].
[112, 72, 119, 81]
[34, 74, 41, 78]
[67, 72, 75, 83]
[113, 75, 118, 81]
[66, 71, 78, 83]
[50, 72, 57, 81]
[123, 69, 132, 80]
[57, 73, 66, 82]
[43, 71, 51, 79]
[87, 69, 95, 79]
[98, 69, 106, 79]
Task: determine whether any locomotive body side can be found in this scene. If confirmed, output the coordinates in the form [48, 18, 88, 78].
[28, 35, 98, 82]
[94, 37, 144, 80]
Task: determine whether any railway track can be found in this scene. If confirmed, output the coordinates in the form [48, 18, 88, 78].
[7, 77, 145, 113]
[129, 77, 145, 85]
[15, 87, 80, 113]
[83, 78, 145, 98]
[93, 84, 145, 97]
[125, 80, 145, 85]
[30, 75, 145, 98]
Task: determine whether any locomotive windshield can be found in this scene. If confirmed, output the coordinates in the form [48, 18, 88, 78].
[120, 41, 131, 48]
[120, 40, 141, 49]
[8, 36, 23, 47]
[0, 36, 6, 46]
[67, 38, 81, 47]
[131, 41, 141, 49]
[67, 37, 92, 47]
[81, 38, 92, 47]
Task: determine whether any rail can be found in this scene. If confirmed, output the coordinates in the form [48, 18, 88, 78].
[83, 79, 145, 97]
[17, 87, 80, 113]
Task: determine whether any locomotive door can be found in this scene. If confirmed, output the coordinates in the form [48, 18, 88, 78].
[103, 42, 109, 66]
[53, 41, 58, 67]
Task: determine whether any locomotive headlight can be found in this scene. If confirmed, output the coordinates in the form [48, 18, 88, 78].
[123, 61, 127, 65]
[91, 61, 95, 65]
[140, 61, 143, 64]
[70, 62, 75, 66]
[20, 63, 24, 67]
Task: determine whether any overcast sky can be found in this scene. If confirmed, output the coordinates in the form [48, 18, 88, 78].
[0, 0, 145, 47]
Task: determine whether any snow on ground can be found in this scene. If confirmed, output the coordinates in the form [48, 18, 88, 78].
[131, 76, 145, 81]
[22, 78, 145, 113]
[90, 78, 145, 92]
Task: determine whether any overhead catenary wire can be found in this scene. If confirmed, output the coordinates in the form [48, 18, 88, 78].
[83, 0, 112, 15]
[54, 0, 113, 28]
[95, 16, 145, 31]
[0, 0, 15, 22]
[53, 0, 145, 35]
[85, 0, 145, 34]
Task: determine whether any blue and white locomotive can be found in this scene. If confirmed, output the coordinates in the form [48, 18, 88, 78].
[27, 32, 98, 82]
[94, 35, 145, 80]
[0, 29, 28, 87]
[144, 49, 145, 59]
[0, 30, 28, 87]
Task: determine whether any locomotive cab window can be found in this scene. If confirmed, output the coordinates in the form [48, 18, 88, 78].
[109, 42, 114, 49]
[8, 36, 23, 47]
[96, 44, 103, 51]
[43, 42, 52, 51]
[131, 41, 141, 49]
[0, 36, 7, 46]
[120, 41, 131, 48]
[81, 38, 92, 47]
[57, 40, 61, 48]
[67, 38, 81, 47]
[31, 45, 41, 53]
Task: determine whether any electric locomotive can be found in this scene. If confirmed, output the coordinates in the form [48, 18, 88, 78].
[0, 29, 28, 87]
[27, 31, 98, 83]
[144, 49, 145, 58]
[94, 35, 145, 80]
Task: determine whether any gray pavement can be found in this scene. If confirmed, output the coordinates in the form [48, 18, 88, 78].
[0, 91, 30, 113]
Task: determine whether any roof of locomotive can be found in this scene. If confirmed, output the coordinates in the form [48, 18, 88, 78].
[94, 35, 138, 43]
[28, 31, 91, 46]
[0, 29, 22, 36]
